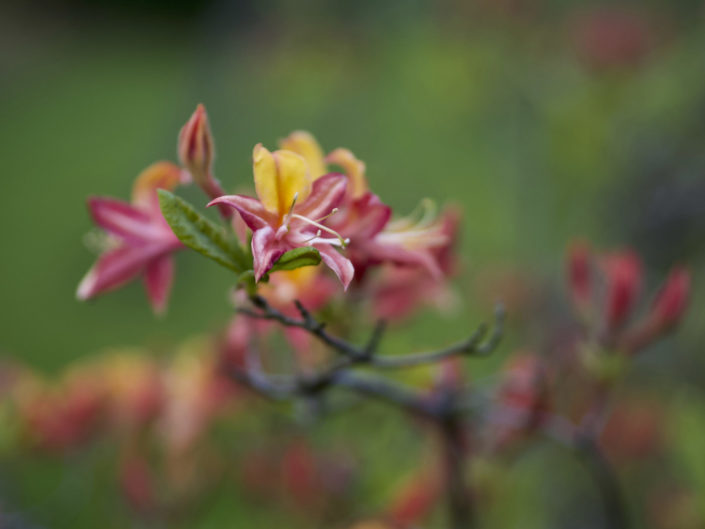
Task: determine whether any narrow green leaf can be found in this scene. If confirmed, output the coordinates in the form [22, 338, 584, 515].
[158, 189, 250, 273]
[269, 247, 321, 273]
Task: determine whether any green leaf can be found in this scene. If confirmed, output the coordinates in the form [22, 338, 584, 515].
[269, 247, 321, 273]
[158, 189, 250, 273]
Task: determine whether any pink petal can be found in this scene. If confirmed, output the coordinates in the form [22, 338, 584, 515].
[208, 194, 275, 231]
[314, 243, 354, 290]
[143, 254, 174, 315]
[366, 242, 442, 279]
[296, 173, 347, 221]
[252, 226, 287, 281]
[76, 244, 161, 301]
[348, 193, 392, 239]
[88, 197, 154, 242]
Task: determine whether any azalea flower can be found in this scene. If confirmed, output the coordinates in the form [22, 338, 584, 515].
[208, 144, 353, 288]
[370, 208, 460, 321]
[76, 162, 186, 314]
[279, 131, 452, 280]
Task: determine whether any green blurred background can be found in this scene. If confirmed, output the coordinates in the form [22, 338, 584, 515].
[2, 0, 705, 527]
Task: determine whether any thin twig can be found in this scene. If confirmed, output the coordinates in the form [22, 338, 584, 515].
[575, 437, 630, 529]
[373, 325, 487, 368]
[538, 419, 630, 529]
[240, 297, 504, 370]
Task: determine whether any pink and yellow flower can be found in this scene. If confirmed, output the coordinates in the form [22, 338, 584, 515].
[76, 162, 186, 314]
[208, 143, 353, 288]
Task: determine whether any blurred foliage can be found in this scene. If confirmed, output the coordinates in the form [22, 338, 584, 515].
[2, 1, 705, 528]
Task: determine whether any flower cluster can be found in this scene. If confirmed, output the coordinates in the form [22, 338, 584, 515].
[77, 105, 456, 320]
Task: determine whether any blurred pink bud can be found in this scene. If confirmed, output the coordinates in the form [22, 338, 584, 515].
[572, 7, 653, 71]
[120, 454, 156, 513]
[387, 469, 441, 528]
[281, 440, 321, 511]
[600, 396, 665, 461]
[566, 241, 591, 309]
[178, 103, 214, 187]
[602, 251, 642, 333]
[491, 352, 548, 449]
[649, 267, 690, 331]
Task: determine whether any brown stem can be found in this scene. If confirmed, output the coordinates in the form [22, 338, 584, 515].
[575, 437, 629, 529]
[440, 418, 474, 529]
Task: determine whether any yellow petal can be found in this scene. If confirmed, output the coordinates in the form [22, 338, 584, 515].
[272, 149, 311, 213]
[132, 161, 183, 208]
[280, 131, 327, 180]
[326, 148, 367, 198]
[253, 144, 312, 218]
[253, 143, 280, 213]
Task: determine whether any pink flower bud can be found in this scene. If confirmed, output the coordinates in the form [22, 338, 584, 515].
[387, 468, 441, 528]
[178, 104, 214, 186]
[567, 241, 592, 308]
[650, 267, 690, 331]
[602, 251, 642, 332]
[119, 454, 156, 513]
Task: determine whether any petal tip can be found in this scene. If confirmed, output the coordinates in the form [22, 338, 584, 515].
[76, 270, 96, 301]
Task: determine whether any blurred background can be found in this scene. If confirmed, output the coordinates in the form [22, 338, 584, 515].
[1, 0, 705, 528]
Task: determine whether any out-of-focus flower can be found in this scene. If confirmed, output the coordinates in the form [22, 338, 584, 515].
[209, 144, 353, 287]
[281, 439, 321, 511]
[119, 453, 157, 514]
[348, 522, 394, 529]
[489, 352, 549, 451]
[14, 365, 106, 452]
[239, 438, 354, 517]
[649, 486, 703, 529]
[370, 207, 460, 321]
[572, 7, 654, 71]
[386, 466, 441, 528]
[102, 353, 163, 431]
[259, 266, 338, 313]
[257, 266, 340, 355]
[600, 395, 665, 461]
[76, 162, 186, 314]
[370, 200, 451, 277]
[157, 346, 219, 457]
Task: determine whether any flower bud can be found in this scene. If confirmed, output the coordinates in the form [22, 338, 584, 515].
[602, 251, 642, 333]
[387, 469, 440, 528]
[178, 104, 214, 186]
[649, 267, 690, 332]
[567, 241, 592, 312]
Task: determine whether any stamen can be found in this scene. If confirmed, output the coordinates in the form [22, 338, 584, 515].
[315, 207, 339, 223]
[387, 198, 437, 231]
[281, 192, 300, 229]
[301, 229, 323, 244]
[291, 214, 348, 247]
[287, 192, 299, 217]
